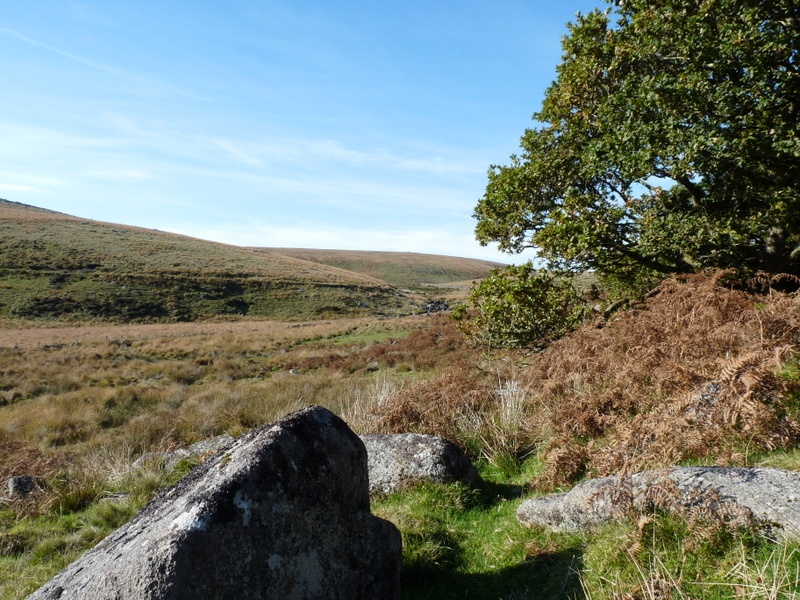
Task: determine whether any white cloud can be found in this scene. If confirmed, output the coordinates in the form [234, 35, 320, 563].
[0, 183, 40, 193]
[200, 134, 485, 177]
[0, 27, 121, 76]
[0, 171, 65, 191]
[212, 140, 264, 166]
[85, 169, 152, 181]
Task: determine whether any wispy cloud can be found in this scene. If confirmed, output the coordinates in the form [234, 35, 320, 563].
[205, 135, 485, 176]
[0, 170, 65, 190]
[0, 27, 121, 76]
[0, 183, 41, 193]
[212, 140, 264, 167]
[0, 122, 122, 151]
[0, 115, 484, 224]
[85, 169, 152, 181]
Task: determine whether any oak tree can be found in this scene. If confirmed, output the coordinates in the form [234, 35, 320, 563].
[475, 0, 800, 290]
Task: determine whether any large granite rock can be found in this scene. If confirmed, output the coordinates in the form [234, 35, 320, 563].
[27, 406, 401, 600]
[517, 466, 800, 540]
[361, 433, 482, 495]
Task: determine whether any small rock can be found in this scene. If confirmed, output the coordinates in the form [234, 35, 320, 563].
[361, 433, 482, 495]
[8, 475, 44, 499]
[425, 300, 450, 313]
[517, 466, 800, 540]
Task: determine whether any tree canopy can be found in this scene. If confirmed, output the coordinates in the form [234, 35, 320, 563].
[475, 0, 800, 289]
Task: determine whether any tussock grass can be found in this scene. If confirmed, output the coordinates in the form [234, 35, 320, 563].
[577, 513, 800, 600]
[0, 456, 190, 600]
[0, 316, 431, 497]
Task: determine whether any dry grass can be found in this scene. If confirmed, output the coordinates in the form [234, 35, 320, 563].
[580, 521, 800, 600]
[364, 270, 800, 488]
[0, 314, 445, 516]
[722, 542, 800, 599]
[524, 271, 800, 488]
[7, 268, 798, 501]
[0, 316, 421, 350]
[3, 268, 800, 598]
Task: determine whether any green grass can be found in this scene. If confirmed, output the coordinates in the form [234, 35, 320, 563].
[313, 323, 415, 346]
[373, 469, 585, 600]
[6, 454, 800, 600]
[0, 199, 502, 325]
[0, 458, 195, 600]
[3, 263, 800, 598]
[371, 460, 800, 600]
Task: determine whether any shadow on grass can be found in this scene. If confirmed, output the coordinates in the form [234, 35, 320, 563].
[401, 547, 585, 600]
[477, 479, 526, 503]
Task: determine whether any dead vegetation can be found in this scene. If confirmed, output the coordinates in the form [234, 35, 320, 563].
[529, 271, 800, 488]
[3, 268, 800, 539]
[0, 314, 478, 521]
[6, 269, 787, 495]
[366, 270, 800, 488]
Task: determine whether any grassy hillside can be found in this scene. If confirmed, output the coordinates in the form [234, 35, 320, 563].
[0, 200, 428, 322]
[260, 247, 506, 290]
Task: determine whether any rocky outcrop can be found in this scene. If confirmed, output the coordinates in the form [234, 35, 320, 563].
[425, 299, 450, 313]
[517, 466, 800, 540]
[361, 433, 482, 495]
[27, 406, 401, 600]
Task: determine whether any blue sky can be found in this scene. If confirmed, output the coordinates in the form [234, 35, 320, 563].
[1, 1, 605, 262]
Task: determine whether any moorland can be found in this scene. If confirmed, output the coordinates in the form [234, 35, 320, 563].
[0, 199, 502, 324]
[2, 200, 800, 599]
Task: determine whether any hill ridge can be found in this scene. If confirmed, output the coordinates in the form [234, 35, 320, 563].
[260, 247, 505, 289]
[0, 200, 499, 323]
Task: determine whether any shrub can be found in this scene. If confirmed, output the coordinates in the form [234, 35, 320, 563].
[455, 263, 590, 351]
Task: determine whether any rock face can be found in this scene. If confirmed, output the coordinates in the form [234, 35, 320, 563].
[517, 466, 800, 540]
[361, 433, 482, 495]
[27, 406, 402, 600]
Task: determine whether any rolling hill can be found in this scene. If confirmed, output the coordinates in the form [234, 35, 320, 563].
[0, 200, 498, 323]
[260, 248, 505, 289]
